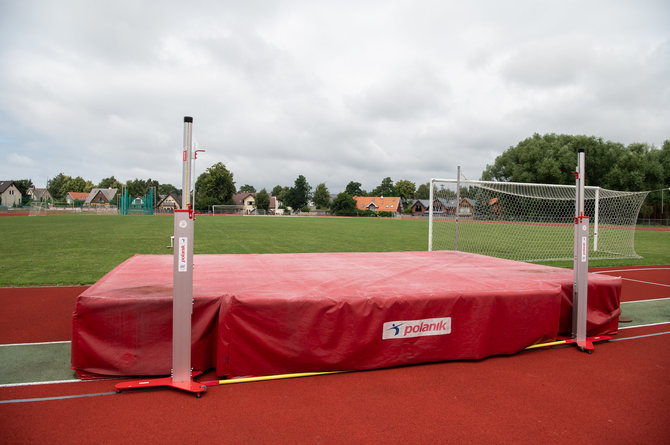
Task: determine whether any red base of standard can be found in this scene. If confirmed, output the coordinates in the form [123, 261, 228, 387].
[115, 372, 206, 397]
[559, 335, 612, 354]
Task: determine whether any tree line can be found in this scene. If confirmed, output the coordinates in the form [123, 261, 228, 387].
[482, 134, 669, 218]
[11, 133, 668, 217]
[192, 161, 431, 213]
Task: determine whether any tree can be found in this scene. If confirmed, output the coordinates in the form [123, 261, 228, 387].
[330, 192, 356, 213]
[393, 179, 416, 203]
[158, 183, 179, 196]
[125, 178, 159, 198]
[313, 183, 331, 209]
[47, 173, 72, 200]
[483, 133, 669, 192]
[416, 182, 430, 200]
[275, 186, 290, 207]
[271, 185, 284, 197]
[194, 162, 236, 211]
[345, 181, 363, 197]
[12, 179, 34, 196]
[69, 176, 88, 193]
[372, 177, 394, 197]
[285, 175, 312, 212]
[239, 184, 256, 193]
[98, 176, 122, 190]
[125, 179, 147, 198]
[255, 188, 270, 212]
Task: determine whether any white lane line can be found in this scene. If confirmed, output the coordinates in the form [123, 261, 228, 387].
[619, 321, 670, 330]
[0, 340, 70, 347]
[621, 297, 670, 304]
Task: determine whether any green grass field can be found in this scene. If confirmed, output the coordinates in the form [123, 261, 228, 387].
[1, 214, 668, 286]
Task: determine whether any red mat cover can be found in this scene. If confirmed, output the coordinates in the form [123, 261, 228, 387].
[71, 251, 621, 378]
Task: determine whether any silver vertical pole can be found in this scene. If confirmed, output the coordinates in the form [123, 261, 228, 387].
[428, 179, 434, 251]
[455, 166, 461, 251]
[572, 148, 589, 349]
[593, 187, 600, 252]
[173, 116, 194, 383]
[114, 116, 205, 397]
[182, 117, 193, 209]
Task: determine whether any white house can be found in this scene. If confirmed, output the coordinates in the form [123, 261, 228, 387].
[0, 181, 22, 207]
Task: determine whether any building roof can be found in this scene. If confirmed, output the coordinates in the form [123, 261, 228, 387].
[353, 196, 402, 212]
[157, 193, 182, 208]
[412, 200, 430, 208]
[67, 192, 89, 201]
[232, 193, 255, 205]
[85, 188, 117, 205]
[0, 181, 17, 194]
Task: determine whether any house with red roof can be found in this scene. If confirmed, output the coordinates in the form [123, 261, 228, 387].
[66, 192, 89, 205]
[353, 196, 403, 215]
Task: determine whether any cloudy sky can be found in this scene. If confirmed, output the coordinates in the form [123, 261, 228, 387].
[1, 0, 668, 193]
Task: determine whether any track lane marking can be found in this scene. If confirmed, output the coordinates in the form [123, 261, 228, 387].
[621, 297, 670, 304]
[619, 321, 670, 330]
[0, 340, 70, 347]
[0, 391, 118, 404]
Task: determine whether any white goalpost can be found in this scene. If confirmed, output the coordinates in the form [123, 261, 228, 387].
[428, 174, 648, 263]
[29, 202, 48, 216]
[212, 204, 244, 215]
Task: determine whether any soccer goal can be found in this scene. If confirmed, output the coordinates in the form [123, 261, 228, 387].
[428, 178, 648, 262]
[212, 204, 245, 215]
[29, 202, 48, 216]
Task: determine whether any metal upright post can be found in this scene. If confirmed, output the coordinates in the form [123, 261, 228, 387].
[173, 116, 194, 384]
[455, 166, 461, 251]
[428, 179, 434, 251]
[593, 187, 600, 252]
[115, 116, 205, 396]
[572, 148, 590, 351]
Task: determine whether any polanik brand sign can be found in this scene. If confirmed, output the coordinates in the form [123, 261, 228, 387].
[382, 317, 451, 339]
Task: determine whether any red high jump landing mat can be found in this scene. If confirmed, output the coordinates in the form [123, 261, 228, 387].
[71, 251, 621, 379]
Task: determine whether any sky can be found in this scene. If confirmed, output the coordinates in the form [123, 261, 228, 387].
[1, 0, 668, 193]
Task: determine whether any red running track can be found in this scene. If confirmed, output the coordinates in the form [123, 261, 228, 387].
[1, 331, 669, 444]
[591, 265, 670, 302]
[0, 286, 87, 344]
[1, 266, 668, 443]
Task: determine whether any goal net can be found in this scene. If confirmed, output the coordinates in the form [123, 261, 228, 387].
[29, 202, 48, 216]
[212, 204, 245, 215]
[428, 179, 648, 262]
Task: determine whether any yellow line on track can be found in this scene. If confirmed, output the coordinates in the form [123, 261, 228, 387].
[524, 340, 568, 350]
[215, 341, 571, 385]
[217, 371, 345, 385]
